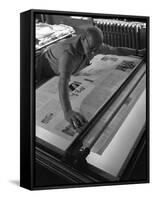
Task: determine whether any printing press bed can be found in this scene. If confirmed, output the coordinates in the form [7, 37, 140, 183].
[35, 54, 148, 186]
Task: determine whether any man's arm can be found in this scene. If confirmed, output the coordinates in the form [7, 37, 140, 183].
[97, 43, 146, 57]
[58, 53, 72, 116]
[58, 52, 87, 129]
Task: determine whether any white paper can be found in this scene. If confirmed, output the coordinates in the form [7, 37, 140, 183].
[36, 54, 142, 152]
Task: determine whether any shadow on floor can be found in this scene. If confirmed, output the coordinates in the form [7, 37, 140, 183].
[9, 180, 20, 186]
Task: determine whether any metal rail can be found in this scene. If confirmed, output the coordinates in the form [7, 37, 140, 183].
[65, 58, 145, 162]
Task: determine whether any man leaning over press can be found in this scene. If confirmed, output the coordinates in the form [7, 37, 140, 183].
[36, 26, 146, 130]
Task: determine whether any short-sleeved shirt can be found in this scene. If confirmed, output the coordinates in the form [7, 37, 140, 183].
[41, 35, 91, 75]
[40, 35, 113, 76]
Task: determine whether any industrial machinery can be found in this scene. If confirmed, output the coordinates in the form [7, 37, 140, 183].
[35, 54, 147, 184]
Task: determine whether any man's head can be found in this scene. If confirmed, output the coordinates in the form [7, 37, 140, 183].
[81, 26, 103, 55]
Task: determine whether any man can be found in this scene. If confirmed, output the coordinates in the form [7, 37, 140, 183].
[36, 26, 145, 129]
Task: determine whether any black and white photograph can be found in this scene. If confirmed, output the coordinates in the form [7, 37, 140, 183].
[20, 9, 149, 190]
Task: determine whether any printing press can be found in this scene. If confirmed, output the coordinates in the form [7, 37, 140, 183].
[35, 16, 148, 186]
[35, 54, 147, 184]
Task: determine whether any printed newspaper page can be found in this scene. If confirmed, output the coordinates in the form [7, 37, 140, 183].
[36, 54, 141, 152]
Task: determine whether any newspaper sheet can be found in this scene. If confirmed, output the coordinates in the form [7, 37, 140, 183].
[36, 54, 141, 152]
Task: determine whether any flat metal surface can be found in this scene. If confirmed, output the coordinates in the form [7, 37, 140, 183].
[86, 89, 146, 179]
[83, 64, 146, 151]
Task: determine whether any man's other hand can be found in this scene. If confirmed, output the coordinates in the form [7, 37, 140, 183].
[64, 110, 88, 129]
[138, 48, 146, 57]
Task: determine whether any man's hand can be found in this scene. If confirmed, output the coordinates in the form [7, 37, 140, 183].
[64, 110, 88, 129]
[138, 49, 146, 57]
